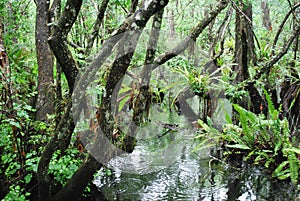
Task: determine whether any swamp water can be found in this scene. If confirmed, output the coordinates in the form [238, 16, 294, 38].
[94, 127, 300, 201]
[89, 97, 299, 200]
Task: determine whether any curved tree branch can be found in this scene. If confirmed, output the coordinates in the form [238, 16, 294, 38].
[37, 0, 82, 200]
[48, 0, 83, 93]
[72, 0, 169, 121]
[47, 1, 169, 200]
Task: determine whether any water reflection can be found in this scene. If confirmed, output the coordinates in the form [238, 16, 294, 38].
[94, 131, 299, 201]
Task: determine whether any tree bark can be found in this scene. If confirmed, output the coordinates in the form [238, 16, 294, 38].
[48, 0, 83, 93]
[132, 9, 164, 125]
[35, 0, 55, 121]
[37, 0, 82, 199]
[234, 1, 256, 82]
[233, 1, 265, 114]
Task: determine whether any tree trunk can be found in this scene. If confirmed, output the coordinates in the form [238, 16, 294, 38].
[35, 0, 55, 121]
[234, 1, 265, 114]
[261, 1, 272, 31]
[234, 1, 256, 82]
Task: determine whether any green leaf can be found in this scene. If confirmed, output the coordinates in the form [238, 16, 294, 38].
[193, 138, 215, 152]
[288, 153, 299, 184]
[244, 149, 256, 161]
[283, 147, 300, 155]
[289, 87, 300, 110]
[273, 140, 282, 155]
[197, 119, 210, 132]
[225, 112, 232, 124]
[263, 88, 278, 119]
[118, 95, 131, 112]
[233, 104, 254, 143]
[273, 161, 289, 176]
[24, 174, 32, 184]
[277, 172, 291, 180]
[7, 120, 21, 129]
[118, 85, 132, 94]
[225, 144, 250, 150]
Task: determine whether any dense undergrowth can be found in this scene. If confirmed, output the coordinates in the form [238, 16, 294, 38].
[195, 89, 300, 185]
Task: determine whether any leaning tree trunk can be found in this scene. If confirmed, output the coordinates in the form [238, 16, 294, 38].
[35, 0, 55, 121]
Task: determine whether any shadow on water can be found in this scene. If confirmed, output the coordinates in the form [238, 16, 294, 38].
[94, 128, 300, 201]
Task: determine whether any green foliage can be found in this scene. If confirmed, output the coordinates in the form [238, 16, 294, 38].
[2, 185, 30, 201]
[175, 64, 210, 96]
[227, 102, 298, 183]
[196, 91, 300, 184]
[170, 56, 226, 98]
[48, 149, 82, 185]
[0, 107, 42, 199]
[224, 80, 249, 102]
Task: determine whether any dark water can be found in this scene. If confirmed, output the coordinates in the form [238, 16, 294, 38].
[94, 126, 300, 201]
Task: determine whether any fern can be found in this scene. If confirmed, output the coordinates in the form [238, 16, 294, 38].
[288, 153, 299, 184]
[233, 104, 255, 146]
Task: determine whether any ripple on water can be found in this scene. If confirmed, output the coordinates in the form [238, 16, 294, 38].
[95, 129, 299, 201]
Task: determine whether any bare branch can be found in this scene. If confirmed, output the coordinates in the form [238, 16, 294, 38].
[85, 0, 110, 55]
[152, 0, 229, 70]
[271, 2, 300, 55]
[254, 23, 300, 81]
